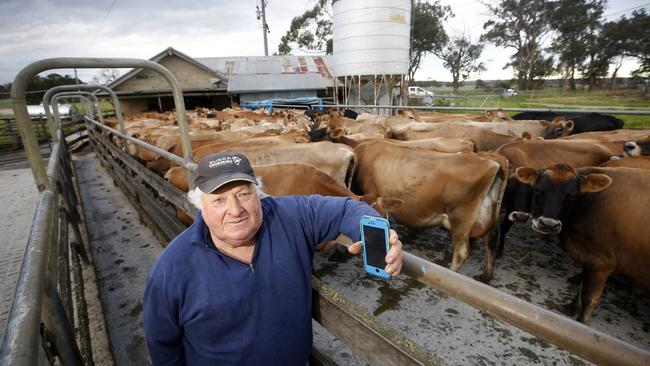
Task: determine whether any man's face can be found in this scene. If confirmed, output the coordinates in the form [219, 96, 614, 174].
[200, 181, 263, 248]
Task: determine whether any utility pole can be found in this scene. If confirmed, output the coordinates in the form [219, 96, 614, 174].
[256, 1, 269, 56]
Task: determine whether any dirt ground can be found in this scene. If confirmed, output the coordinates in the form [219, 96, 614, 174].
[312, 220, 650, 365]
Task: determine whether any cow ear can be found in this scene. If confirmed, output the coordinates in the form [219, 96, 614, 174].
[539, 120, 549, 127]
[564, 120, 574, 133]
[580, 173, 612, 193]
[521, 131, 532, 140]
[515, 166, 537, 184]
[377, 197, 403, 211]
[329, 127, 346, 139]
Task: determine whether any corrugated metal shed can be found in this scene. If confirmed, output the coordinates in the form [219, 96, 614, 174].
[196, 55, 335, 87]
[228, 73, 326, 93]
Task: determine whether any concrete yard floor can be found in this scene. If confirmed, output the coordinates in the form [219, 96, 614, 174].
[0, 168, 38, 342]
[74, 151, 162, 365]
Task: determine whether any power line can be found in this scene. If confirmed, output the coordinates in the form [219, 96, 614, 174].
[86, 0, 117, 53]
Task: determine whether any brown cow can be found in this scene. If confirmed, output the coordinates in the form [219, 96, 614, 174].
[495, 138, 625, 255]
[600, 156, 650, 169]
[391, 121, 521, 151]
[354, 140, 508, 282]
[515, 164, 650, 322]
[193, 141, 356, 188]
[333, 136, 475, 153]
[561, 129, 650, 143]
[165, 164, 401, 226]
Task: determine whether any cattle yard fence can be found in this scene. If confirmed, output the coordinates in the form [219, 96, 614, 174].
[2, 57, 650, 366]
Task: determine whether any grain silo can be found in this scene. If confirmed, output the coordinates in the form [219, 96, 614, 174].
[331, 0, 411, 109]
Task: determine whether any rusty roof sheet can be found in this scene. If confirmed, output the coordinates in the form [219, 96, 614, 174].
[227, 73, 326, 92]
[196, 55, 335, 87]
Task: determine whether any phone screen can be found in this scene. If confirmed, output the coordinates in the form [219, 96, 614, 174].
[363, 225, 388, 268]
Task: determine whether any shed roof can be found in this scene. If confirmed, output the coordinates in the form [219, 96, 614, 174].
[228, 73, 326, 93]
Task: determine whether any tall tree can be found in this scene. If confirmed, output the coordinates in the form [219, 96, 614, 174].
[433, 34, 485, 94]
[607, 10, 650, 78]
[481, 0, 556, 90]
[409, 1, 452, 82]
[92, 68, 121, 85]
[277, 0, 332, 55]
[277, 0, 451, 82]
[551, 0, 605, 90]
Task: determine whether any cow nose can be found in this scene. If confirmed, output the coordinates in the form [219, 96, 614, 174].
[539, 217, 562, 232]
[624, 141, 637, 152]
[508, 211, 531, 222]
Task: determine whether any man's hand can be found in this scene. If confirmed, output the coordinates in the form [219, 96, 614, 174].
[349, 229, 404, 276]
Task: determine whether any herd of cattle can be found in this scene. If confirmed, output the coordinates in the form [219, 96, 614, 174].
[103, 106, 650, 324]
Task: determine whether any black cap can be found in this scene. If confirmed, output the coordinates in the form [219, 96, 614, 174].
[195, 152, 258, 193]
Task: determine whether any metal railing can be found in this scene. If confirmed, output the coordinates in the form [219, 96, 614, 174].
[0, 119, 93, 365]
[0, 57, 195, 365]
[271, 102, 650, 116]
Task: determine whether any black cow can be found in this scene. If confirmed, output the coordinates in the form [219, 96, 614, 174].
[512, 112, 624, 134]
[515, 164, 650, 323]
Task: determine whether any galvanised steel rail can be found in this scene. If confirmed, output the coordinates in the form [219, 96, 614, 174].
[42, 84, 125, 147]
[0, 119, 93, 365]
[9, 57, 192, 192]
[401, 253, 650, 366]
[3, 57, 191, 365]
[51, 94, 94, 131]
[51, 91, 104, 124]
[272, 103, 650, 116]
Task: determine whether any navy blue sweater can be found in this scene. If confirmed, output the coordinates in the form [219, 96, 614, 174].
[143, 195, 379, 365]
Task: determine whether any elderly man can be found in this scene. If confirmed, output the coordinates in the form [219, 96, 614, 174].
[143, 152, 403, 365]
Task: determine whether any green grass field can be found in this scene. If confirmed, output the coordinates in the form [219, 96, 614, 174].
[419, 88, 650, 128]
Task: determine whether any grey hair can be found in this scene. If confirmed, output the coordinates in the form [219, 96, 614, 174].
[187, 177, 267, 210]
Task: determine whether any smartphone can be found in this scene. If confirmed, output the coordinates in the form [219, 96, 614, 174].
[360, 215, 391, 279]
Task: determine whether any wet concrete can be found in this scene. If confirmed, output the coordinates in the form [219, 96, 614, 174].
[313, 220, 650, 366]
[0, 168, 38, 342]
[74, 151, 161, 365]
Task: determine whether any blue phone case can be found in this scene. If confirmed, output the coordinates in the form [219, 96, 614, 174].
[360, 215, 391, 279]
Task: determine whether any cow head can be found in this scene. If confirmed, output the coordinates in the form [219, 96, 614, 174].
[541, 117, 574, 139]
[515, 164, 611, 235]
[503, 174, 533, 223]
[623, 137, 650, 157]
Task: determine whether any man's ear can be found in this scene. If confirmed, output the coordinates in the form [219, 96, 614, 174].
[580, 173, 612, 193]
[515, 166, 537, 185]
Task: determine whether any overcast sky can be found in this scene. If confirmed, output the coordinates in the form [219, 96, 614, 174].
[0, 0, 647, 85]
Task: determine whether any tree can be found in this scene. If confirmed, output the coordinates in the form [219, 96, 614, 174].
[92, 68, 121, 85]
[409, 1, 452, 82]
[277, 0, 451, 82]
[481, 0, 556, 90]
[551, 0, 605, 91]
[25, 73, 83, 104]
[607, 10, 650, 78]
[277, 0, 332, 55]
[433, 34, 485, 94]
